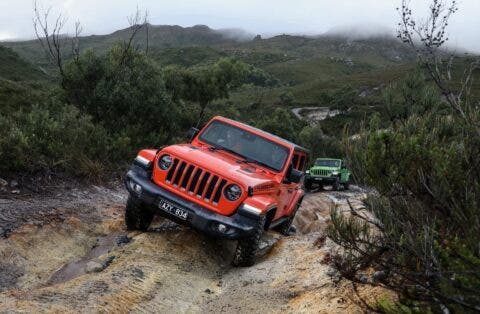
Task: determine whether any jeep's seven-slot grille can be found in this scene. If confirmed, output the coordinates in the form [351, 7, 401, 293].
[164, 158, 228, 205]
[311, 169, 332, 176]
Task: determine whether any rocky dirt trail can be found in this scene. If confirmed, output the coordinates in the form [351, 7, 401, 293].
[291, 107, 340, 124]
[0, 185, 386, 313]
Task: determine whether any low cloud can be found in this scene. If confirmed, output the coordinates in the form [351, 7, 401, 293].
[323, 24, 395, 40]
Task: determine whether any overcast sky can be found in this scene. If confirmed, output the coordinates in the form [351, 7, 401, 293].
[1, 0, 479, 52]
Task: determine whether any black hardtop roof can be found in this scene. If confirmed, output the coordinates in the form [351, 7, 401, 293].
[217, 116, 310, 154]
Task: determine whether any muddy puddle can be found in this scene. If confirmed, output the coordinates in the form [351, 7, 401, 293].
[47, 233, 126, 285]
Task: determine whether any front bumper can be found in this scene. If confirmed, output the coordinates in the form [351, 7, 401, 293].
[125, 167, 261, 240]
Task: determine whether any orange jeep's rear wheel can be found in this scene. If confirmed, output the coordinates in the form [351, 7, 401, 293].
[277, 201, 301, 236]
[232, 215, 266, 267]
[125, 195, 153, 231]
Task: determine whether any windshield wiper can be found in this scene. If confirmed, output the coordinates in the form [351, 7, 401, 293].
[208, 144, 238, 156]
[237, 157, 273, 171]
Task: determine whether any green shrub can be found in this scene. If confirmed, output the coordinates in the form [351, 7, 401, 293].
[328, 76, 480, 311]
[0, 101, 109, 177]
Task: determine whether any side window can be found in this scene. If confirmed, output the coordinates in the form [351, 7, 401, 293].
[299, 155, 306, 171]
[292, 154, 300, 170]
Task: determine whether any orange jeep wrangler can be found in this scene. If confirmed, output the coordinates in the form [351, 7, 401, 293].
[125, 116, 308, 266]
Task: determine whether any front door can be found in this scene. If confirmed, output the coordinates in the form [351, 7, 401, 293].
[276, 164, 297, 218]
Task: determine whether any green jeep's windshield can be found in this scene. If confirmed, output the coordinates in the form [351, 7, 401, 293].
[199, 120, 289, 172]
[315, 159, 340, 167]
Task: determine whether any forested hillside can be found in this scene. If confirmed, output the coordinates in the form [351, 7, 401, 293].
[0, 23, 477, 178]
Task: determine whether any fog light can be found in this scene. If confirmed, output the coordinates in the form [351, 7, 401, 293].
[217, 223, 228, 233]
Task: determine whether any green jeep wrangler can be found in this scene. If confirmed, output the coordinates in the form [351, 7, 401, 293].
[304, 158, 351, 190]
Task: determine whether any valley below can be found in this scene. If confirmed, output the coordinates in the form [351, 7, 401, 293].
[0, 184, 387, 313]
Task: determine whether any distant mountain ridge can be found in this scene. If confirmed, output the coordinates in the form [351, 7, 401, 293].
[1, 23, 416, 67]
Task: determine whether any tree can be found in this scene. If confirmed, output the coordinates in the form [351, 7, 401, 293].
[328, 1, 480, 312]
[298, 124, 342, 160]
[164, 58, 249, 127]
[256, 108, 302, 142]
[61, 44, 180, 151]
[33, 0, 69, 77]
[397, 0, 480, 136]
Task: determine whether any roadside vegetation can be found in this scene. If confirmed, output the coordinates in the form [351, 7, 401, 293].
[328, 1, 480, 312]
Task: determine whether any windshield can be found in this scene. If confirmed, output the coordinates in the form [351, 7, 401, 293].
[315, 159, 340, 167]
[199, 120, 290, 172]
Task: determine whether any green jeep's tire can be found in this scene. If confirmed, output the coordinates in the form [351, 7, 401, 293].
[125, 195, 153, 231]
[343, 181, 350, 190]
[232, 215, 266, 267]
[333, 177, 340, 191]
[304, 178, 313, 190]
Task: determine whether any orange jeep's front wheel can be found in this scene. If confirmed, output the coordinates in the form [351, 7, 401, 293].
[125, 195, 153, 231]
[232, 215, 266, 267]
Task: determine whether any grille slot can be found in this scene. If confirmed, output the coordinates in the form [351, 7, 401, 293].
[173, 161, 186, 186]
[196, 172, 210, 197]
[181, 165, 195, 190]
[213, 179, 227, 204]
[204, 175, 219, 201]
[188, 168, 202, 193]
[166, 159, 179, 182]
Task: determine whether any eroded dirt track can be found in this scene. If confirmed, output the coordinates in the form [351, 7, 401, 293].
[0, 186, 385, 313]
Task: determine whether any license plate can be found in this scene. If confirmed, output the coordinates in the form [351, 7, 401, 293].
[158, 198, 189, 220]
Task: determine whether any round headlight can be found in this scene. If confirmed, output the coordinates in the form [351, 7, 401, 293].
[224, 184, 242, 201]
[158, 154, 173, 170]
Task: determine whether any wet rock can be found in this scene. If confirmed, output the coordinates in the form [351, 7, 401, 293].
[372, 270, 387, 283]
[0, 178, 7, 187]
[85, 261, 105, 273]
[10, 180, 19, 188]
[326, 268, 342, 282]
[358, 274, 369, 284]
[257, 234, 280, 252]
[103, 256, 115, 267]
[132, 267, 144, 279]
[11, 189, 20, 194]
[116, 235, 131, 246]
[0, 262, 24, 292]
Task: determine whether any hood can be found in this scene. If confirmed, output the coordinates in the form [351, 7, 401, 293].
[161, 144, 276, 188]
[310, 166, 340, 171]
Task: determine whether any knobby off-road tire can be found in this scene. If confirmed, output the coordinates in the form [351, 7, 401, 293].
[333, 177, 340, 191]
[277, 201, 301, 236]
[343, 181, 350, 190]
[125, 195, 153, 231]
[304, 178, 313, 190]
[232, 215, 266, 267]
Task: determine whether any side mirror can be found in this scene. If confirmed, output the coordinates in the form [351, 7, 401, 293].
[186, 127, 199, 141]
[285, 164, 304, 184]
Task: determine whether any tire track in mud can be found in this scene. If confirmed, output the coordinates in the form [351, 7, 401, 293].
[100, 271, 163, 313]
